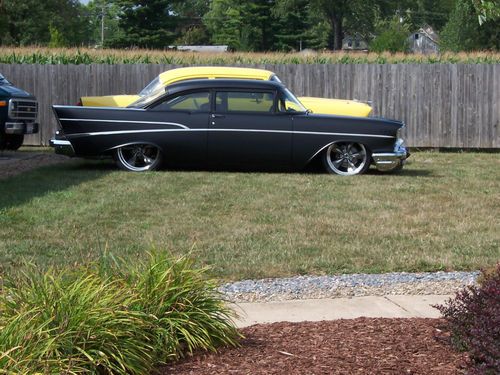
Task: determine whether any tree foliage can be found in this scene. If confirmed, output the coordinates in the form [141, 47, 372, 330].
[441, 0, 499, 51]
[370, 17, 410, 53]
[107, 0, 182, 48]
[0, 0, 90, 46]
[0, 0, 497, 52]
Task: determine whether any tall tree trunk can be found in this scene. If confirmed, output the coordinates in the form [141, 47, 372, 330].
[332, 13, 342, 50]
[325, 9, 343, 51]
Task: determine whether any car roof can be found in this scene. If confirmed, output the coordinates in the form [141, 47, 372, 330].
[158, 67, 275, 86]
[165, 79, 285, 95]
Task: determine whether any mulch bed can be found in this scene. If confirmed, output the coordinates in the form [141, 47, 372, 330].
[160, 318, 467, 375]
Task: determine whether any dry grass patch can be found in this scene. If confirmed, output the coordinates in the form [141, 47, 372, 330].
[0, 151, 498, 280]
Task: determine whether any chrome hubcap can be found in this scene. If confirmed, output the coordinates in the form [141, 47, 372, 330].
[326, 142, 367, 176]
[117, 144, 160, 171]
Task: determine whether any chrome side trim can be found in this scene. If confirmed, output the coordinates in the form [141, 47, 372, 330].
[59, 118, 189, 129]
[53, 105, 146, 111]
[65, 128, 395, 139]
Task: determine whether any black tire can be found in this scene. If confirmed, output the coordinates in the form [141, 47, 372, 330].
[5, 134, 24, 151]
[0, 132, 5, 150]
[114, 144, 162, 172]
[322, 142, 371, 176]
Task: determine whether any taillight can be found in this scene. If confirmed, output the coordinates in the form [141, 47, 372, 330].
[76, 99, 82, 106]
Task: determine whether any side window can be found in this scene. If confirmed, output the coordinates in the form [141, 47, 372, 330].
[151, 91, 210, 112]
[215, 91, 274, 113]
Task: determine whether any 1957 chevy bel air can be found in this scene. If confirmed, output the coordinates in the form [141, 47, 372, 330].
[80, 66, 373, 118]
[51, 79, 408, 176]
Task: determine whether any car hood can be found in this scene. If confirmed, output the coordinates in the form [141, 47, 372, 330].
[0, 84, 32, 97]
[80, 94, 140, 107]
[298, 97, 372, 117]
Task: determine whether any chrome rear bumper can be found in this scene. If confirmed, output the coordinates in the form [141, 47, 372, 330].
[372, 138, 408, 172]
[50, 139, 75, 157]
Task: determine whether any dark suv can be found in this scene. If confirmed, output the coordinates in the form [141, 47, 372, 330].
[0, 73, 39, 150]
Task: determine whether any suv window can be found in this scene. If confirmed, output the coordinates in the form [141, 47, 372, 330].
[152, 91, 210, 112]
[215, 91, 274, 113]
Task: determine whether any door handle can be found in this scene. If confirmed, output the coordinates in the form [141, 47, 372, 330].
[211, 114, 225, 118]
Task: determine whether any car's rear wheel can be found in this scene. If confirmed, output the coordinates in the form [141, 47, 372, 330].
[322, 142, 370, 176]
[115, 144, 162, 172]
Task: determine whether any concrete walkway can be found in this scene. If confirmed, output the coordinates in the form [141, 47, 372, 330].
[232, 295, 451, 328]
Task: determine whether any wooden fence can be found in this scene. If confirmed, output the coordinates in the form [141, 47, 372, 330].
[1, 63, 499, 148]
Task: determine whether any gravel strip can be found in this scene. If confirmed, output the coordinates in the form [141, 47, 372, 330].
[219, 271, 479, 302]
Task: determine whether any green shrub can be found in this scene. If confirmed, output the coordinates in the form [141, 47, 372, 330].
[0, 253, 240, 374]
[435, 264, 500, 374]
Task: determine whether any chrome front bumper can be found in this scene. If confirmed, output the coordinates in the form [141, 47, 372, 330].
[50, 139, 75, 157]
[372, 138, 408, 172]
[4, 121, 39, 134]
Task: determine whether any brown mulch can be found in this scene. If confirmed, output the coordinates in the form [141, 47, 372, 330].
[0, 152, 69, 180]
[160, 318, 467, 375]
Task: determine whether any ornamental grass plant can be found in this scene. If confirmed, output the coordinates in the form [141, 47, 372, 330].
[0, 253, 239, 374]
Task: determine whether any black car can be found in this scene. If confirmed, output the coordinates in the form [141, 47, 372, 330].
[51, 79, 407, 176]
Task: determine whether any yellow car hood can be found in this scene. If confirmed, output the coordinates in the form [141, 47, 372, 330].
[298, 97, 372, 117]
[80, 95, 139, 107]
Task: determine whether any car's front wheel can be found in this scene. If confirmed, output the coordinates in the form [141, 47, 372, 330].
[322, 142, 370, 176]
[115, 144, 162, 172]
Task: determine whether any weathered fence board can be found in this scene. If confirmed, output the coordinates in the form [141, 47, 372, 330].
[0, 63, 498, 148]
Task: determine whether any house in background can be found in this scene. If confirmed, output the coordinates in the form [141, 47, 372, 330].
[408, 26, 439, 54]
[342, 34, 369, 51]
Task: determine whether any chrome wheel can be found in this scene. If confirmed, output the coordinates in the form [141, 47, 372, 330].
[115, 144, 162, 172]
[323, 142, 370, 176]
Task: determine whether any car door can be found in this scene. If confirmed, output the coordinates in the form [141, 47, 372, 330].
[147, 90, 210, 165]
[207, 90, 293, 167]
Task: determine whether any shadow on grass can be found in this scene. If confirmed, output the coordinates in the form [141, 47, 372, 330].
[0, 159, 114, 211]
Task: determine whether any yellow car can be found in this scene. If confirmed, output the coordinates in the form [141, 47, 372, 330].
[80, 66, 372, 117]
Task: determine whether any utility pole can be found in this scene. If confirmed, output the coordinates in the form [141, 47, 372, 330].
[101, 4, 105, 47]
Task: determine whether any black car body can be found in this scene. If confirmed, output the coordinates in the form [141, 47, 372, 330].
[0, 73, 39, 150]
[51, 80, 407, 175]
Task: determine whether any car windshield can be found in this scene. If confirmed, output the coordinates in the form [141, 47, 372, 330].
[279, 88, 307, 113]
[139, 76, 163, 96]
[0, 73, 11, 86]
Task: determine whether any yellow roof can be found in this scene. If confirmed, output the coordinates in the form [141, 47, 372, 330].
[158, 67, 275, 86]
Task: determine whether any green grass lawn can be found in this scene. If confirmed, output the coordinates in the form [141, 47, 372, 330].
[1, 152, 499, 280]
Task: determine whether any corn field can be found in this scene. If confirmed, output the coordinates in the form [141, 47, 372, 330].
[1, 47, 499, 65]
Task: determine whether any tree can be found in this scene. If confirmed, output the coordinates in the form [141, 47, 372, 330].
[85, 0, 123, 47]
[274, 0, 381, 51]
[172, 0, 210, 45]
[370, 16, 410, 53]
[473, 0, 500, 24]
[440, 0, 499, 51]
[204, 0, 277, 51]
[0, 0, 90, 46]
[108, 0, 182, 48]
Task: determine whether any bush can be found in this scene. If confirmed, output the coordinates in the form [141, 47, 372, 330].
[0, 253, 240, 374]
[435, 264, 500, 374]
[370, 17, 410, 53]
